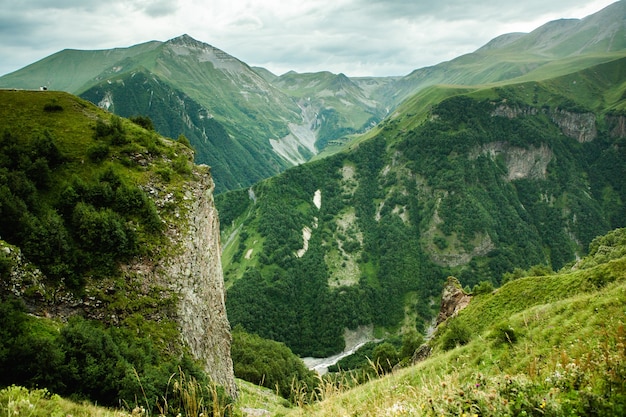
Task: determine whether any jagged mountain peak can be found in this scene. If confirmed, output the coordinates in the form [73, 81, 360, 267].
[168, 33, 200, 44]
[165, 33, 222, 53]
[333, 72, 357, 87]
[163, 34, 248, 72]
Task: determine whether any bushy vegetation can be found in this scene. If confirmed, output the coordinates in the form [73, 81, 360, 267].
[0, 92, 171, 291]
[0, 127, 162, 289]
[440, 320, 472, 351]
[0, 297, 231, 414]
[231, 326, 318, 401]
[0, 385, 129, 417]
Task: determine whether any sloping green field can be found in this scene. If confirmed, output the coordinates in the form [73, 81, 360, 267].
[285, 229, 626, 416]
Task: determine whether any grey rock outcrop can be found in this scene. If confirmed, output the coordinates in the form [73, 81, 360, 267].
[491, 103, 540, 119]
[607, 114, 626, 138]
[410, 276, 471, 364]
[411, 344, 432, 364]
[126, 163, 236, 398]
[492, 103, 598, 143]
[164, 165, 237, 398]
[471, 141, 553, 181]
[436, 276, 472, 326]
[550, 109, 597, 142]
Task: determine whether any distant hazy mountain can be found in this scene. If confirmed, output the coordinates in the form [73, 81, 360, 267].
[389, 0, 626, 106]
[0, 34, 398, 192]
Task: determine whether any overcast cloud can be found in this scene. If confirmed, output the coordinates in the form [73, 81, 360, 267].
[0, 0, 617, 77]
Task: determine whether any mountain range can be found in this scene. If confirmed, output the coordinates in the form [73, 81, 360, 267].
[0, 34, 391, 193]
[0, 1, 626, 415]
[2, 1, 625, 193]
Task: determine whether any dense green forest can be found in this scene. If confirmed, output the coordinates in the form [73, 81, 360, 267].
[231, 325, 318, 401]
[0, 297, 220, 411]
[395, 94, 617, 274]
[222, 137, 444, 357]
[219, 86, 626, 357]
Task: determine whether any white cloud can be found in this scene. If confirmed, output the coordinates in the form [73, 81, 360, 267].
[0, 0, 618, 77]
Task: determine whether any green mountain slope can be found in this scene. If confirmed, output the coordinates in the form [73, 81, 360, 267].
[389, 0, 626, 107]
[217, 58, 626, 357]
[283, 227, 626, 416]
[0, 41, 162, 93]
[0, 89, 233, 409]
[268, 71, 396, 152]
[79, 69, 287, 192]
[76, 35, 305, 193]
[488, 1, 626, 58]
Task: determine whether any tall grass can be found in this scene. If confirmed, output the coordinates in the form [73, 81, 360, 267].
[148, 369, 232, 417]
[284, 259, 626, 416]
[0, 369, 233, 417]
[0, 385, 132, 417]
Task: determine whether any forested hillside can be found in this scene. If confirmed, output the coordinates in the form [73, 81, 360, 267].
[217, 57, 626, 357]
[0, 90, 235, 411]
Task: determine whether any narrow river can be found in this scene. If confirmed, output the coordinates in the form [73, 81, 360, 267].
[302, 325, 380, 375]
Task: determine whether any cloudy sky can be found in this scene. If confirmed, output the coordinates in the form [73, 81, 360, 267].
[0, 0, 617, 78]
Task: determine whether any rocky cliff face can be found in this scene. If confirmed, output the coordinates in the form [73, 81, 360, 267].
[110, 163, 237, 398]
[436, 276, 472, 326]
[412, 276, 471, 364]
[550, 109, 597, 142]
[0, 155, 237, 399]
[471, 141, 553, 181]
[162, 165, 237, 398]
[491, 103, 540, 119]
[492, 103, 598, 143]
[607, 114, 626, 138]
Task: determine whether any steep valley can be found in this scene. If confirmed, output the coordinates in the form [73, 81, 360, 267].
[219, 58, 626, 361]
[0, 2, 626, 415]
